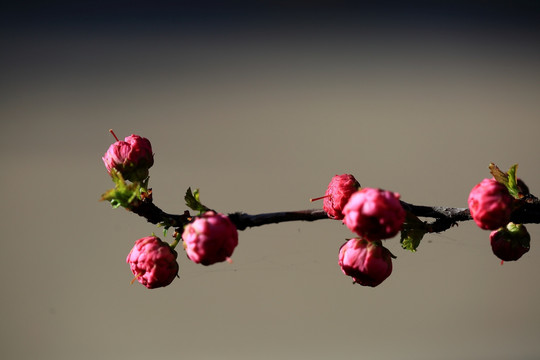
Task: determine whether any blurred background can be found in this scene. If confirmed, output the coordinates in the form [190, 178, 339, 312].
[1, 1, 540, 359]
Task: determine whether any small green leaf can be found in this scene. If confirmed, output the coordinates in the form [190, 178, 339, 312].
[193, 188, 201, 202]
[400, 212, 427, 252]
[489, 163, 520, 199]
[109, 199, 122, 209]
[101, 170, 141, 209]
[184, 187, 198, 209]
[184, 187, 210, 214]
[489, 163, 508, 186]
[401, 228, 427, 252]
[506, 164, 520, 198]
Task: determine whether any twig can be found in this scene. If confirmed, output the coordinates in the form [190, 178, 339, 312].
[129, 196, 540, 233]
[228, 209, 328, 231]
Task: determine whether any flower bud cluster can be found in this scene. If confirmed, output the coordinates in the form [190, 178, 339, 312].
[467, 176, 532, 263]
[104, 133, 533, 291]
[321, 174, 406, 287]
[103, 133, 242, 289]
[125, 211, 240, 289]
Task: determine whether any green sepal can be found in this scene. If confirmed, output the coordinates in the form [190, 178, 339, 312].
[400, 212, 428, 252]
[100, 169, 141, 209]
[489, 163, 520, 198]
[184, 187, 211, 215]
[139, 176, 150, 195]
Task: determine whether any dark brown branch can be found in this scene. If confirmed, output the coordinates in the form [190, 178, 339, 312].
[128, 196, 540, 234]
[399, 201, 471, 233]
[510, 196, 540, 224]
[130, 198, 191, 228]
[399, 201, 471, 220]
[228, 209, 328, 231]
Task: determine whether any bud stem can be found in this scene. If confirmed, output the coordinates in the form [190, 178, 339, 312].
[109, 129, 120, 142]
[170, 237, 180, 250]
[310, 195, 330, 202]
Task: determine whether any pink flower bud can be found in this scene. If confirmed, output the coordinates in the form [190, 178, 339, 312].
[342, 188, 406, 241]
[182, 211, 239, 266]
[322, 174, 361, 220]
[338, 238, 393, 287]
[103, 134, 154, 182]
[126, 236, 179, 289]
[468, 178, 513, 230]
[490, 222, 530, 262]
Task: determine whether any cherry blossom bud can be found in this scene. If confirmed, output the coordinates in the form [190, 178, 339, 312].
[338, 238, 393, 287]
[321, 174, 361, 220]
[103, 133, 154, 182]
[342, 188, 406, 241]
[490, 222, 530, 262]
[182, 211, 239, 266]
[468, 178, 513, 230]
[126, 236, 179, 289]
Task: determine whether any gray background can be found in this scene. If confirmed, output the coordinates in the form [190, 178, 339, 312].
[2, 2, 540, 359]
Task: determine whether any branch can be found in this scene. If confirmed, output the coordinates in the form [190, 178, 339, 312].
[130, 198, 191, 228]
[102, 134, 539, 289]
[509, 195, 540, 224]
[129, 195, 540, 234]
[228, 209, 328, 231]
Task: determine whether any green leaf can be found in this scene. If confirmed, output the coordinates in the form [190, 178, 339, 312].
[489, 163, 520, 199]
[184, 187, 210, 214]
[489, 163, 508, 185]
[506, 164, 520, 198]
[400, 212, 427, 252]
[401, 228, 427, 252]
[184, 187, 198, 209]
[193, 188, 201, 202]
[101, 170, 141, 209]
